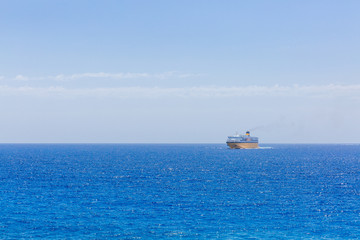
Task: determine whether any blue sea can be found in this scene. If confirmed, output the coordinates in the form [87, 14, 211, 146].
[1, 144, 360, 239]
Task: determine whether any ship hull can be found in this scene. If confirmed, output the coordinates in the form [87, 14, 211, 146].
[227, 142, 259, 149]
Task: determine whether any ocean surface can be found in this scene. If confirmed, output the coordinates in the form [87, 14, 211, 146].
[0, 144, 360, 239]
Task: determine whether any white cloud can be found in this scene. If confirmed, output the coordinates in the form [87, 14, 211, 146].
[0, 84, 359, 99]
[0, 72, 200, 83]
[54, 72, 150, 80]
[14, 75, 29, 81]
[53, 71, 201, 81]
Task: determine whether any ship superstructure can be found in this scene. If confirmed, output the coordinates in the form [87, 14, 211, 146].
[226, 131, 259, 149]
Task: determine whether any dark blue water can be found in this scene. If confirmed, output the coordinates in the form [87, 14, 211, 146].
[0, 144, 360, 239]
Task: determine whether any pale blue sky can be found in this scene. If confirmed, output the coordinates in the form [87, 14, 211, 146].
[0, 0, 359, 143]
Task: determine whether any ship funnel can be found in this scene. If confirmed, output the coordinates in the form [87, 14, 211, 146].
[246, 131, 250, 136]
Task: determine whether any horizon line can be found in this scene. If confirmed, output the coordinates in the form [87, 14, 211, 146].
[0, 142, 358, 145]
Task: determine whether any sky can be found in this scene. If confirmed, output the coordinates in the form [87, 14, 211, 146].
[0, 0, 360, 143]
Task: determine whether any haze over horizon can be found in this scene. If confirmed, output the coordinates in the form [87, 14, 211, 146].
[1, 1, 360, 143]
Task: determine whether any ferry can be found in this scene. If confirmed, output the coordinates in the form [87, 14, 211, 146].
[226, 131, 259, 149]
